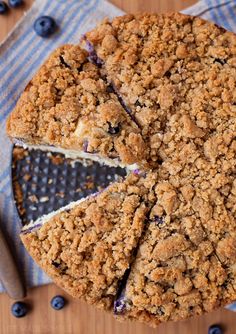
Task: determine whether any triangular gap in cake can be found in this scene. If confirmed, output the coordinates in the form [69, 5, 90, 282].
[20, 171, 157, 310]
[6, 44, 148, 170]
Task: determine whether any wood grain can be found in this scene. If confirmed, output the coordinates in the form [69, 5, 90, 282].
[0, 1, 235, 334]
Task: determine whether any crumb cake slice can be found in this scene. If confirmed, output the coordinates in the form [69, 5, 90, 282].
[85, 13, 236, 165]
[114, 213, 236, 327]
[20, 172, 156, 309]
[7, 45, 147, 169]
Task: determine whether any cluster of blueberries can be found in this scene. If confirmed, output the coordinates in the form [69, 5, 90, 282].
[0, 0, 24, 12]
[0, 0, 57, 37]
[11, 295, 66, 318]
[10, 296, 224, 334]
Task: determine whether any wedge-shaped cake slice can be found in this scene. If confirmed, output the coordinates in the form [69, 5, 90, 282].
[114, 210, 236, 327]
[7, 45, 147, 169]
[20, 172, 156, 310]
[85, 13, 236, 165]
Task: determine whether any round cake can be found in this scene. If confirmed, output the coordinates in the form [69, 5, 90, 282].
[7, 13, 236, 327]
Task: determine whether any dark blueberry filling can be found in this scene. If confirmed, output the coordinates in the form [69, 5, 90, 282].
[106, 84, 114, 93]
[108, 122, 120, 135]
[82, 37, 141, 129]
[114, 292, 129, 315]
[59, 55, 71, 69]
[88, 51, 103, 67]
[133, 169, 146, 178]
[213, 58, 226, 65]
[21, 223, 42, 234]
[112, 85, 141, 128]
[84, 39, 103, 67]
[82, 140, 89, 153]
[114, 268, 132, 315]
[154, 215, 164, 225]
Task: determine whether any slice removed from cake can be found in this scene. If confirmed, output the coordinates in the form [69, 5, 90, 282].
[7, 45, 147, 170]
[20, 172, 156, 310]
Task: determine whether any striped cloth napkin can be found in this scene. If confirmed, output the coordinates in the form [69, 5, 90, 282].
[0, 1, 236, 313]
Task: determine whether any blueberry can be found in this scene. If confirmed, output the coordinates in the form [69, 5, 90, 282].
[8, 0, 23, 7]
[114, 295, 127, 315]
[108, 122, 120, 135]
[154, 215, 164, 225]
[0, 1, 8, 14]
[208, 324, 223, 334]
[50, 295, 66, 310]
[106, 84, 114, 93]
[11, 302, 28, 318]
[34, 16, 57, 37]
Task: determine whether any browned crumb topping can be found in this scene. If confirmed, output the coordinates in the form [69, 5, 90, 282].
[86, 13, 236, 166]
[119, 218, 235, 327]
[85, 13, 236, 322]
[9, 12, 236, 326]
[21, 172, 157, 309]
[7, 45, 147, 167]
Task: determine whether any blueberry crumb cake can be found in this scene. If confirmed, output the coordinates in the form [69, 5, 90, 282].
[21, 172, 156, 309]
[7, 45, 147, 170]
[7, 12, 236, 327]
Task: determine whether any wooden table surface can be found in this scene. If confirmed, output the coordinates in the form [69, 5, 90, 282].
[1, 1, 236, 333]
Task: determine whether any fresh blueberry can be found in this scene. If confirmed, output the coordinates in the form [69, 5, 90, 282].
[8, 0, 23, 7]
[34, 16, 57, 37]
[0, 1, 8, 14]
[11, 302, 28, 318]
[108, 122, 120, 135]
[50, 295, 66, 310]
[208, 324, 223, 334]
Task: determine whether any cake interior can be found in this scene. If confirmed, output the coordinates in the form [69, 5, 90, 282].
[14, 140, 139, 171]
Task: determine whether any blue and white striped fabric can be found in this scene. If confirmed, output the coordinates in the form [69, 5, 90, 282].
[182, 0, 236, 31]
[0, 1, 236, 309]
